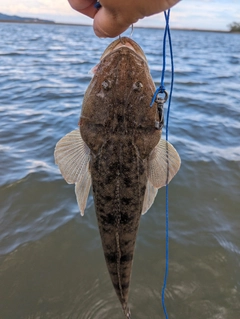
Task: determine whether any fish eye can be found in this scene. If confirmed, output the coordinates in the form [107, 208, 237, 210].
[102, 80, 111, 90]
[133, 81, 143, 92]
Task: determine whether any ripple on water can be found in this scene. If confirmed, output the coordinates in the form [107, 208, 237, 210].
[0, 172, 78, 255]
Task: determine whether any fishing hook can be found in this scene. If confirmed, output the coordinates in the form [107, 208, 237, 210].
[118, 24, 134, 43]
[119, 34, 124, 44]
[130, 24, 134, 37]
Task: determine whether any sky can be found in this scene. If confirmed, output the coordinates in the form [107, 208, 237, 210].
[0, 0, 240, 31]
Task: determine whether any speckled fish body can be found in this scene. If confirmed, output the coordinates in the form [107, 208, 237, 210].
[54, 37, 181, 318]
[80, 37, 160, 315]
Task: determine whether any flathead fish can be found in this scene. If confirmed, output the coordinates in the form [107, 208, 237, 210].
[54, 37, 181, 318]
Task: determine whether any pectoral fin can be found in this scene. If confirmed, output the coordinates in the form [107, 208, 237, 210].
[54, 129, 91, 215]
[148, 139, 181, 189]
[141, 180, 158, 215]
[75, 174, 91, 216]
[142, 139, 181, 215]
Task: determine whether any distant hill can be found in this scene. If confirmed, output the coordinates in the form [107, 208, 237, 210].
[228, 22, 240, 33]
[0, 12, 55, 24]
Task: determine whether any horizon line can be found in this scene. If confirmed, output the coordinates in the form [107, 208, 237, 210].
[0, 19, 233, 34]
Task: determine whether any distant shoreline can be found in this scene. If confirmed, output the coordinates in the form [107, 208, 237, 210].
[0, 19, 237, 33]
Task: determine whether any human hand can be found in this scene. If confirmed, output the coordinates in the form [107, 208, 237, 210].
[68, 0, 180, 37]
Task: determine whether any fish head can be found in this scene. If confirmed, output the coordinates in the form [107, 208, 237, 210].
[80, 37, 161, 157]
[85, 36, 152, 98]
[91, 37, 151, 95]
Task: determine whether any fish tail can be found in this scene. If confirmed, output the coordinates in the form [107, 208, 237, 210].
[123, 303, 131, 319]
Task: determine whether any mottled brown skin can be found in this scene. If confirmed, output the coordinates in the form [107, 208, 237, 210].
[80, 37, 161, 316]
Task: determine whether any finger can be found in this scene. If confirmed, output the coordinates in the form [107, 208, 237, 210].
[93, 8, 134, 38]
[93, 0, 180, 38]
[68, 0, 98, 18]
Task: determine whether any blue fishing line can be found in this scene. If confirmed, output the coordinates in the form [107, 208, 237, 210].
[151, 9, 174, 319]
[163, 10, 174, 319]
[150, 10, 171, 106]
[94, 0, 102, 9]
[164, 10, 174, 142]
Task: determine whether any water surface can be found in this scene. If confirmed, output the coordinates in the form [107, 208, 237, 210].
[0, 23, 240, 319]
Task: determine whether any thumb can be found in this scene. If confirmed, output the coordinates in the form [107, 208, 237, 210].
[93, 8, 135, 38]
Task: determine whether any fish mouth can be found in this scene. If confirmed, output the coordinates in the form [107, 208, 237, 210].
[100, 37, 147, 62]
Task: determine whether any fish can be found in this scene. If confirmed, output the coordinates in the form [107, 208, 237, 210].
[54, 37, 181, 318]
